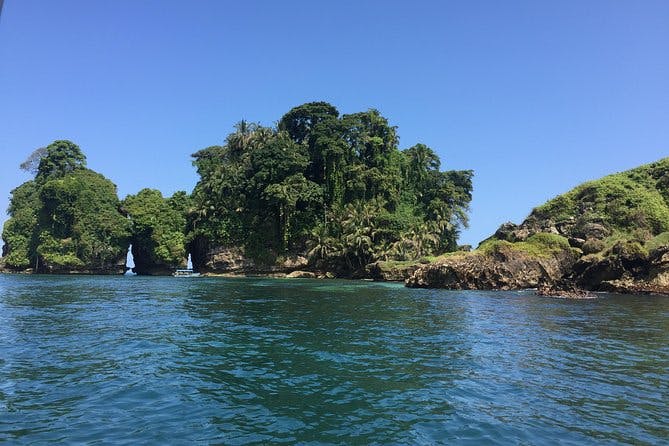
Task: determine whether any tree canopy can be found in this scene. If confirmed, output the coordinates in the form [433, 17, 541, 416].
[3, 103, 474, 276]
[189, 102, 473, 272]
[123, 189, 190, 274]
[35, 140, 87, 181]
[3, 141, 129, 272]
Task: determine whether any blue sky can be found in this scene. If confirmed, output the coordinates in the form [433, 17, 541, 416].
[1, 0, 668, 247]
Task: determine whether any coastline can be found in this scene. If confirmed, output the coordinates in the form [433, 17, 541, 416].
[3, 266, 668, 298]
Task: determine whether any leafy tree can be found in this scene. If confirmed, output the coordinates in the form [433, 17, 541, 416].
[403, 143, 440, 193]
[36, 169, 130, 270]
[188, 102, 474, 273]
[279, 102, 339, 145]
[2, 182, 40, 268]
[123, 189, 188, 274]
[3, 144, 130, 272]
[36, 140, 87, 181]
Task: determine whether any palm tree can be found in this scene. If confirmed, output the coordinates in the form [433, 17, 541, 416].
[338, 200, 387, 268]
[306, 224, 343, 266]
[387, 239, 410, 261]
[404, 144, 440, 190]
[408, 223, 440, 258]
[226, 120, 259, 160]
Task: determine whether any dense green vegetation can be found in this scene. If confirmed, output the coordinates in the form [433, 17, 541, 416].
[2, 141, 130, 271]
[535, 160, 669, 232]
[478, 233, 574, 258]
[469, 157, 669, 264]
[2, 181, 40, 268]
[2, 103, 474, 275]
[3, 126, 667, 280]
[189, 102, 473, 272]
[122, 189, 190, 274]
[531, 157, 669, 252]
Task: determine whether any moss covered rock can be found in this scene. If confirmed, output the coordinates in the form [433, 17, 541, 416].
[408, 158, 669, 292]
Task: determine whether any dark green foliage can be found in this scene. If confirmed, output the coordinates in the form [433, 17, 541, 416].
[36, 140, 87, 181]
[2, 182, 40, 268]
[39, 170, 130, 268]
[123, 189, 188, 273]
[3, 142, 130, 271]
[190, 102, 474, 271]
[279, 101, 339, 146]
[190, 123, 323, 258]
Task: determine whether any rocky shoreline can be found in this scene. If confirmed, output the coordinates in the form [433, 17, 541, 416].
[3, 257, 668, 298]
[405, 230, 669, 296]
[3, 228, 668, 298]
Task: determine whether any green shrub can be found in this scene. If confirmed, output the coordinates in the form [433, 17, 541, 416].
[645, 231, 669, 252]
[477, 238, 513, 255]
[513, 233, 571, 258]
[531, 158, 669, 236]
[477, 233, 571, 258]
[582, 238, 606, 254]
[607, 241, 648, 258]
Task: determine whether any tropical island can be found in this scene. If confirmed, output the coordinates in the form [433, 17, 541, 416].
[1, 102, 473, 278]
[2, 102, 668, 296]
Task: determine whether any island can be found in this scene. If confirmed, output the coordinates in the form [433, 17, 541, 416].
[2, 103, 668, 296]
[1, 102, 473, 278]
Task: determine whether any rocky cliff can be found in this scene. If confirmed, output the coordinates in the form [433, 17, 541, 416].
[407, 235, 580, 289]
[407, 158, 669, 295]
[365, 260, 429, 282]
[190, 241, 309, 276]
[570, 243, 669, 294]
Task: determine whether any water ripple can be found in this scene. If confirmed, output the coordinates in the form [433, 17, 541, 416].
[0, 275, 667, 444]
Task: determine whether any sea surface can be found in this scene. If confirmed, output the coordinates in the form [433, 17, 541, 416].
[0, 275, 667, 445]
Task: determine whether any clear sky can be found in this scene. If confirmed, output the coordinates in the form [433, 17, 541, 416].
[1, 0, 667, 247]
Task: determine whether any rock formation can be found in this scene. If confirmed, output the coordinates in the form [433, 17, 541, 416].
[406, 240, 579, 289]
[365, 261, 425, 281]
[407, 158, 669, 295]
[191, 242, 309, 276]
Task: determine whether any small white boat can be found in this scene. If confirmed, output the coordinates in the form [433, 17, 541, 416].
[173, 269, 201, 278]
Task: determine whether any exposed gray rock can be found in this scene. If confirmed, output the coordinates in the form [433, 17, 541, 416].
[365, 261, 423, 281]
[536, 280, 595, 299]
[493, 222, 531, 242]
[573, 222, 610, 240]
[199, 246, 257, 274]
[569, 244, 669, 294]
[281, 255, 308, 271]
[406, 246, 579, 290]
[568, 237, 586, 248]
[193, 242, 311, 275]
[286, 270, 317, 279]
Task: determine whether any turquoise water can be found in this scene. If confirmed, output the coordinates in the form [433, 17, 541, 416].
[0, 275, 667, 445]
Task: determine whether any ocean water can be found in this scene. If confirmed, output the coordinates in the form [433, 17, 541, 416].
[0, 274, 667, 445]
